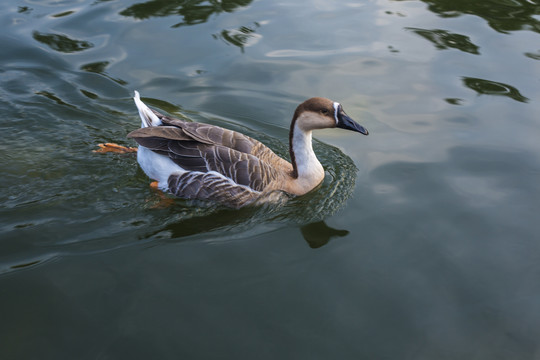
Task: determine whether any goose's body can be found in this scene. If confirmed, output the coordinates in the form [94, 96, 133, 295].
[128, 91, 368, 208]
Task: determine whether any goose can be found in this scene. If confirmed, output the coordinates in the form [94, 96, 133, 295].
[126, 91, 368, 208]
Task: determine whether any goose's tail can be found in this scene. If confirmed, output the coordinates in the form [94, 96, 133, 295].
[133, 91, 161, 128]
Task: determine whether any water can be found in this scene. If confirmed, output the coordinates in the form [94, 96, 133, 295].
[1, 0, 540, 358]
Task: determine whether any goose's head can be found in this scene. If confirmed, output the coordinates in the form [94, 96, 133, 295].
[292, 97, 369, 135]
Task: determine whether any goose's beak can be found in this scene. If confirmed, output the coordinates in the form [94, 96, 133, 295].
[336, 106, 369, 135]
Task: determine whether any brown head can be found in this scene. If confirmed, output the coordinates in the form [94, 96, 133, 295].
[290, 97, 369, 134]
[288, 97, 368, 178]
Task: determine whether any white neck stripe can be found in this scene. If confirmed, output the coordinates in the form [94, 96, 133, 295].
[333, 102, 340, 125]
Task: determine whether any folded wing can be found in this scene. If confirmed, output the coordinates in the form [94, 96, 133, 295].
[127, 116, 281, 192]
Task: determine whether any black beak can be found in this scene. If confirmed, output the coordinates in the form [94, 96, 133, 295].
[336, 105, 369, 135]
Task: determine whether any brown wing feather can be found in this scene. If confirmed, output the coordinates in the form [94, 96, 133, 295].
[168, 142, 277, 191]
[180, 122, 258, 153]
[148, 108, 276, 158]
[153, 110, 289, 168]
[128, 110, 286, 191]
[168, 172, 260, 208]
[127, 126, 193, 157]
[201, 146, 276, 191]
[159, 115, 275, 157]
[127, 126, 192, 141]
[167, 141, 208, 173]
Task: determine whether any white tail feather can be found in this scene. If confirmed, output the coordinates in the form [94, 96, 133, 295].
[133, 91, 161, 128]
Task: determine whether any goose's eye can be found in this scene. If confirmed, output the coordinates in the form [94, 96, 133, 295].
[320, 109, 329, 115]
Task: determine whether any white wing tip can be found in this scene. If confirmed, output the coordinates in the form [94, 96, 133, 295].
[134, 90, 140, 100]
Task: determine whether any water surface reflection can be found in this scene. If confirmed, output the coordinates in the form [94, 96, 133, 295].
[406, 28, 480, 54]
[462, 77, 529, 103]
[32, 31, 93, 53]
[120, 0, 253, 27]
[420, 0, 540, 34]
[2, 0, 540, 357]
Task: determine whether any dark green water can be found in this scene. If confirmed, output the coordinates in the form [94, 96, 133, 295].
[2, 0, 540, 358]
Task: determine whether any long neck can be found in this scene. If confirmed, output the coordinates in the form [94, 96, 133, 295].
[289, 123, 324, 183]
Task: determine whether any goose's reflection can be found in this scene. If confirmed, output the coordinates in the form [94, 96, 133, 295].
[145, 208, 349, 249]
[300, 221, 349, 249]
[145, 205, 256, 240]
